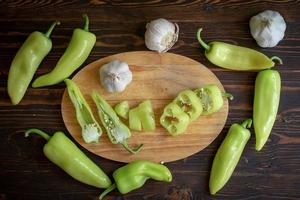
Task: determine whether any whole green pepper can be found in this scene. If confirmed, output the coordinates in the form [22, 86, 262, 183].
[253, 70, 281, 151]
[209, 119, 252, 195]
[160, 102, 190, 136]
[196, 28, 282, 71]
[25, 129, 111, 188]
[64, 79, 102, 143]
[7, 21, 60, 105]
[129, 100, 156, 131]
[99, 160, 172, 199]
[91, 92, 143, 154]
[32, 14, 96, 87]
[194, 84, 233, 115]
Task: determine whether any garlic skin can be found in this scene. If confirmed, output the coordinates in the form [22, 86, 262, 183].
[145, 18, 179, 53]
[250, 10, 286, 48]
[100, 60, 132, 93]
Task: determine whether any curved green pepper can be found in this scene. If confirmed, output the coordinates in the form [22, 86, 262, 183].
[129, 100, 156, 131]
[99, 160, 172, 199]
[91, 92, 143, 154]
[64, 79, 102, 143]
[196, 28, 282, 71]
[173, 90, 203, 121]
[160, 102, 190, 136]
[209, 119, 252, 195]
[25, 129, 111, 188]
[194, 84, 233, 115]
[7, 21, 60, 105]
[32, 14, 96, 87]
[253, 70, 281, 151]
[114, 101, 129, 119]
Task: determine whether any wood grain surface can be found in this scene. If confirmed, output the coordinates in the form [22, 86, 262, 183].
[61, 51, 228, 163]
[0, 1, 300, 200]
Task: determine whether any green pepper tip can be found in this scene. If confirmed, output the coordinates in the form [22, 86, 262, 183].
[222, 92, 234, 100]
[44, 20, 60, 38]
[99, 183, 116, 200]
[196, 28, 210, 51]
[240, 119, 252, 129]
[24, 128, 51, 141]
[270, 56, 283, 65]
[82, 13, 90, 32]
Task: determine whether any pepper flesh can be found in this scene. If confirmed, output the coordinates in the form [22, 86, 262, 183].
[91, 92, 143, 154]
[160, 102, 190, 136]
[99, 160, 172, 199]
[209, 119, 252, 195]
[197, 28, 282, 71]
[173, 90, 203, 121]
[7, 21, 60, 105]
[253, 70, 281, 151]
[114, 101, 129, 119]
[65, 79, 102, 143]
[194, 84, 233, 115]
[32, 14, 96, 87]
[129, 100, 156, 131]
[25, 129, 111, 188]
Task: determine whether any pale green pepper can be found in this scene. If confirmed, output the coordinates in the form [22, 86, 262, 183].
[114, 101, 129, 119]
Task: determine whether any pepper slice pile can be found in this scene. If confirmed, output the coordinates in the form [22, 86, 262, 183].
[129, 100, 156, 131]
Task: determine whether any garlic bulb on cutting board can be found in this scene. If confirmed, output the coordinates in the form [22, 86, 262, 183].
[99, 60, 132, 93]
[250, 10, 286, 48]
[145, 18, 179, 53]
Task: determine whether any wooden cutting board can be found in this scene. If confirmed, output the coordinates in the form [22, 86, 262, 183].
[61, 51, 228, 163]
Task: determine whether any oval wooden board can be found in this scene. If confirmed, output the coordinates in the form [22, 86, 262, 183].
[61, 51, 228, 163]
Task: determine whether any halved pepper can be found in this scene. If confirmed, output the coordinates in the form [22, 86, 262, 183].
[114, 101, 129, 119]
[129, 100, 156, 131]
[91, 92, 143, 154]
[173, 89, 203, 121]
[160, 102, 190, 136]
[194, 85, 233, 115]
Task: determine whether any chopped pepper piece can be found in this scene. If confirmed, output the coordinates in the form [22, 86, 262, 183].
[173, 89, 203, 121]
[114, 101, 129, 119]
[160, 102, 190, 136]
[129, 100, 156, 131]
[91, 92, 143, 154]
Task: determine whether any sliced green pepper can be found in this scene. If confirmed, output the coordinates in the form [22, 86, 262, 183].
[91, 92, 143, 154]
[25, 129, 111, 188]
[99, 160, 172, 199]
[114, 101, 129, 119]
[7, 21, 60, 105]
[197, 28, 282, 71]
[209, 119, 252, 195]
[160, 102, 190, 136]
[173, 89, 203, 121]
[253, 70, 281, 151]
[194, 84, 233, 115]
[32, 14, 96, 87]
[65, 79, 102, 143]
[129, 100, 156, 131]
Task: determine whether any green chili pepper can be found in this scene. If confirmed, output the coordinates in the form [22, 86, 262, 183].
[253, 70, 281, 151]
[25, 129, 111, 188]
[32, 14, 96, 87]
[196, 28, 282, 71]
[64, 79, 102, 143]
[129, 100, 156, 131]
[99, 160, 172, 199]
[194, 84, 233, 115]
[173, 89, 203, 121]
[209, 119, 252, 195]
[160, 102, 190, 136]
[7, 21, 60, 105]
[91, 92, 143, 154]
[114, 101, 129, 119]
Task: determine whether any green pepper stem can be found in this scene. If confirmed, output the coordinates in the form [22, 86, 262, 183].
[222, 92, 234, 100]
[82, 14, 89, 32]
[122, 141, 144, 154]
[196, 28, 210, 51]
[99, 183, 116, 200]
[240, 119, 252, 129]
[44, 20, 60, 38]
[25, 128, 51, 141]
[270, 56, 283, 65]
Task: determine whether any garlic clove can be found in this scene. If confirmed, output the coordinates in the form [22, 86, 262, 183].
[145, 18, 179, 53]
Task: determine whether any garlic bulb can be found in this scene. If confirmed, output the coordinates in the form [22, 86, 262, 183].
[99, 60, 132, 93]
[145, 18, 179, 53]
[250, 10, 286, 48]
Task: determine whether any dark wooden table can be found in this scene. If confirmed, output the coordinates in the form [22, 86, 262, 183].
[1, 1, 300, 200]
